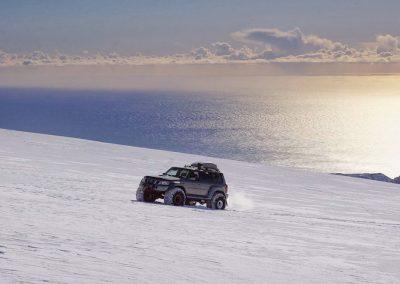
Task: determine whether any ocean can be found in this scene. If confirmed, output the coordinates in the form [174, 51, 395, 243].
[1, 72, 399, 177]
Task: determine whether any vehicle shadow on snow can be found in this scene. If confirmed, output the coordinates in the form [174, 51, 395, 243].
[130, 199, 225, 211]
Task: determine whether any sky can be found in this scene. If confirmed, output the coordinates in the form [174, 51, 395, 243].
[1, 0, 400, 65]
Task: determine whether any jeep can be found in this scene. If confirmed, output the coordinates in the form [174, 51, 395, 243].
[136, 162, 228, 210]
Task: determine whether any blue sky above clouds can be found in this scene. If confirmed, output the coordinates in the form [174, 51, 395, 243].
[1, 0, 400, 65]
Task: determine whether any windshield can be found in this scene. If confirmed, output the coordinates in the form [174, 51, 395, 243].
[164, 167, 189, 178]
[165, 167, 179, 177]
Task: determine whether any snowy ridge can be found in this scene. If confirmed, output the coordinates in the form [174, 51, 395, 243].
[1, 129, 399, 283]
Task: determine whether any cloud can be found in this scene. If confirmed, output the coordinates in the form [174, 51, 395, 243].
[191, 47, 212, 60]
[211, 42, 235, 56]
[232, 27, 339, 55]
[376, 34, 400, 57]
[2, 28, 400, 66]
[227, 46, 256, 60]
[0, 49, 17, 65]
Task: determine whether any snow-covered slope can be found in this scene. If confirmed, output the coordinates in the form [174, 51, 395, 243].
[1, 129, 399, 283]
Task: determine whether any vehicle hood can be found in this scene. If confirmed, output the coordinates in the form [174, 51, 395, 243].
[145, 175, 180, 182]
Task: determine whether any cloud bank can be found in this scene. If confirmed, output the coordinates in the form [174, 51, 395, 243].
[375, 34, 400, 57]
[232, 27, 336, 54]
[1, 27, 400, 66]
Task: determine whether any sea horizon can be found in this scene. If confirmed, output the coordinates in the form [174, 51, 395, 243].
[1, 67, 399, 177]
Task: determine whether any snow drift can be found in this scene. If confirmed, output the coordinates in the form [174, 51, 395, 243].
[0, 129, 399, 283]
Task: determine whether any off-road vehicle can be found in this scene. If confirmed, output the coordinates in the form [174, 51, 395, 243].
[136, 162, 228, 209]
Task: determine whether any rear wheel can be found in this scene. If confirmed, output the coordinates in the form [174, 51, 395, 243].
[207, 193, 226, 210]
[164, 188, 186, 206]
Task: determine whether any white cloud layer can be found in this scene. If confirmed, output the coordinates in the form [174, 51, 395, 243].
[376, 34, 400, 57]
[232, 27, 337, 54]
[2, 28, 400, 66]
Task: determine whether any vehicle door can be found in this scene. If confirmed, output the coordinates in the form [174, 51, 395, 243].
[182, 170, 202, 196]
[195, 171, 214, 196]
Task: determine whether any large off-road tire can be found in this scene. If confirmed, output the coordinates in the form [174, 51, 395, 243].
[164, 188, 186, 206]
[136, 188, 157, 203]
[207, 192, 226, 210]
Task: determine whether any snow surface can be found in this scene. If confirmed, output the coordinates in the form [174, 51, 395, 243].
[1, 129, 400, 283]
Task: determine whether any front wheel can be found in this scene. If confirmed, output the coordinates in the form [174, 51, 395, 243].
[207, 193, 226, 210]
[136, 188, 157, 202]
[164, 188, 186, 206]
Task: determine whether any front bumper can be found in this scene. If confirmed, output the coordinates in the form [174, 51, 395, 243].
[138, 183, 170, 193]
[154, 185, 170, 192]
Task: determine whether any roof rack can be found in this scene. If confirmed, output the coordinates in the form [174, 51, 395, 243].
[189, 162, 220, 172]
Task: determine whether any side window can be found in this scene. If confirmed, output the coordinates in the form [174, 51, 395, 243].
[210, 173, 222, 184]
[187, 171, 199, 181]
[179, 169, 189, 179]
[199, 172, 213, 183]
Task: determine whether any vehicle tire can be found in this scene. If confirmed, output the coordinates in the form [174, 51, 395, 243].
[164, 188, 186, 206]
[136, 188, 157, 202]
[207, 192, 226, 210]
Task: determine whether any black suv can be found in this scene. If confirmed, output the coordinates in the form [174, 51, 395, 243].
[136, 162, 228, 209]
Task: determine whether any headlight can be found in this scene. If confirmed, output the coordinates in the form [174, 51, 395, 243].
[158, 180, 170, 186]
